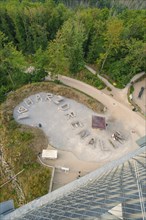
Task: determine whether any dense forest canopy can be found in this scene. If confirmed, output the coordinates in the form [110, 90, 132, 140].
[2, 0, 145, 9]
[0, 0, 146, 102]
[54, 0, 146, 10]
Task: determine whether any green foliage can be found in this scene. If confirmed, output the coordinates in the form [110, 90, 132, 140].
[0, 1, 145, 99]
[8, 120, 19, 131]
[32, 48, 49, 69]
[18, 131, 34, 142]
[0, 32, 48, 103]
[22, 167, 51, 202]
[130, 85, 134, 94]
[54, 0, 146, 10]
[47, 35, 69, 75]
[107, 87, 112, 91]
[103, 38, 146, 87]
[95, 10, 146, 88]
[0, 2, 145, 207]
[0, 31, 29, 102]
[76, 69, 105, 90]
[54, 79, 61, 84]
[0, 107, 52, 207]
[30, 69, 47, 82]
[0, 0, 71, 53]
[64, 19, 86, 73]
[47, 18, 86, 75]
[76, 8, 109, 62]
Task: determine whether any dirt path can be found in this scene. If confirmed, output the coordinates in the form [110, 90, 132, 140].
[85, 65, 146, 108]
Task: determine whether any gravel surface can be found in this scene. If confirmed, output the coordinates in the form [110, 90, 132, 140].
[13, 92, 136, 162]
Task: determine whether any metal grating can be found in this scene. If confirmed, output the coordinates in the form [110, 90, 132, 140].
[1, 147, 146, 220]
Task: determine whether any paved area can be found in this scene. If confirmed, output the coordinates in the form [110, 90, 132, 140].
[42, 148, 104, 191]
[13, 91, 141, 164]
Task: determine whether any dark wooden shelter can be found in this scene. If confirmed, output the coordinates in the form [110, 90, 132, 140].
[92, 115, 106, 130]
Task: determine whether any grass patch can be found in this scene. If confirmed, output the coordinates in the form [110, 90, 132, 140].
[0, 122, 51, 207]
[129, 85, 134, 94]
[18, 131, 34, 142]
[75, 69, 105, 90]
[18, 166, 51, 203]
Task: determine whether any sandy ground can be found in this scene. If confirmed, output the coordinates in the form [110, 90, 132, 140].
[132, 77, 146, 115]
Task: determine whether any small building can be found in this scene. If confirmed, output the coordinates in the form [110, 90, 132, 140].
[42, 150, 58, 159]
[92, 115, 106, 130]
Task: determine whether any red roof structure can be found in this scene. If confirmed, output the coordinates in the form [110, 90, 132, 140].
[92, 115, 106, 130]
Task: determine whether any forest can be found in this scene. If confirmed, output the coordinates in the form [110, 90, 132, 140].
[54, 0, 146, 10]
[0, 0, 146, 102]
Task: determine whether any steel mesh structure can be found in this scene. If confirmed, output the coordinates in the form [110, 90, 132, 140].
[1, 146, 146, 220]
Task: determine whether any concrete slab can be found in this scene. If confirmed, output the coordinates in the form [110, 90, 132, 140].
[13, 92, 138, 163]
